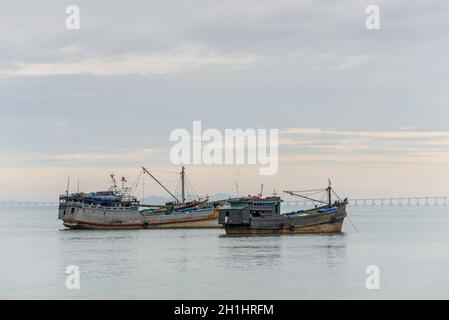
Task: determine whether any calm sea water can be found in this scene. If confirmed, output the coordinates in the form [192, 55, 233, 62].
[0, 205, 448, 299]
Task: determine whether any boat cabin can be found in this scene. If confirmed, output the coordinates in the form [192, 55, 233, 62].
[218, 196, 282, 226]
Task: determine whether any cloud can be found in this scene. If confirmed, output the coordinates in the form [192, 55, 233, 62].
[0, 46, 262, 77]
[277, 128, 449, 168]
[0, 148, 166, 168]
[281, 128, 449, 139]
[1, 1, 449, 199]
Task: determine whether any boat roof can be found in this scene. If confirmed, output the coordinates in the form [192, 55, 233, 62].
[222, 204, 250, 210]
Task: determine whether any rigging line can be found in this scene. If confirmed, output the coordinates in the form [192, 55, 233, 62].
[130, 171, 140, 189]
[347, 216, 359, 232]
[145, 168, 179, 175]
[189, 179, 198, 199]
[283, 191, 328, 205]
[331, 189, 342, 201]
[130, 171, 143, 192]
[184, 181, 192, 200]
[142, 167, 179, 203]
[186, 175, 197, 200]
[292, 191, 324, 197]
[142, 171, 145, 203]
[302, 190, 325, 197]
[185, 175, 199, 199]
[186, 183, 193, 201]
[319, 192, 326, 203]
[174, 178, 181, 200]
[288, 189, 326, 193]
[156, 177, 180, 183]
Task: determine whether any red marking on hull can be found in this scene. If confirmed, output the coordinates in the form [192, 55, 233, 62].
[63, 220, 143, 229]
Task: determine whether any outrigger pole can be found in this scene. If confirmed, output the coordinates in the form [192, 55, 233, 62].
[283, 190, 329, 205]
[142, 166, 180, 203]
[285, 180, 334, 206]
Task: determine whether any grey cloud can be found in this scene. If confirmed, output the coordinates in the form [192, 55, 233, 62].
[1, 0, 449, 164]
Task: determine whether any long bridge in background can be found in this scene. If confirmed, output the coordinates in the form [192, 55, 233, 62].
[0, 201, 58, 207]
[1, 196, 449, 207]
[284, 196, 449, 207]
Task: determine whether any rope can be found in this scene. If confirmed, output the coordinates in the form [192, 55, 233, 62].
[331, 189, 343, 201]
[185, 174, 199, 199]
[289, 188, 326, 193]
[130, 170, 143, 193]
[347, 216, 359, 232]
[145, 168, 178, 175]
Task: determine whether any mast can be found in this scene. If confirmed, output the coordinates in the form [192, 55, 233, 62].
[327, 179, 332, 206]
[260, 184, 264, 197]
[142, 167, 180, 203]
[108, 173, 119, 193]
[110, 173, 117, 188]
[181, 166, 185, 204]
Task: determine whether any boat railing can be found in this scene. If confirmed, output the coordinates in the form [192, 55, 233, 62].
[61, 200, 139, 210]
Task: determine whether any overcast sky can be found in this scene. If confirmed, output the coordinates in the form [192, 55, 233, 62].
[1, 0, 449, 200]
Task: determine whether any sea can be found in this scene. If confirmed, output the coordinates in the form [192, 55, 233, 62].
[0, 205, 448, 299]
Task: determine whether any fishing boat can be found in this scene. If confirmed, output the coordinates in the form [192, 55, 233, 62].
[58, 167, 226, 229]
[218, 182, 348, 234]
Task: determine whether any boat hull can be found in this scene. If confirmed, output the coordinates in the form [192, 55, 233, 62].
[221, 205, 347, 235]
[224, 219, 344, 235]
[147, 215, 219, 229]
[60, 205, 220, 230]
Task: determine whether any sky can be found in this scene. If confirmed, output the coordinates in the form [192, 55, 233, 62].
[1, 0, 449, 201]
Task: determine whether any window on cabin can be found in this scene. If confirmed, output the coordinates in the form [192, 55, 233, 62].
[252, 211, 262, 217]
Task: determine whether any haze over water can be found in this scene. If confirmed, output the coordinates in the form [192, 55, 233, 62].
[0, 205, 448, 299]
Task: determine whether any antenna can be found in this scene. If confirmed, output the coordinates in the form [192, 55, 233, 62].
[66, 176, 70, 196]
[272, 188, 277, 196]
[260, 184, 264, 197]
[235, 181, 239, 198]
[77, 180, 79, 193]
[121, 176, 127, 189]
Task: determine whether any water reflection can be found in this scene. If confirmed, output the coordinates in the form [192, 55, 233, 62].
[217, 233, 348, 272]
[218, 236, 282, 268]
